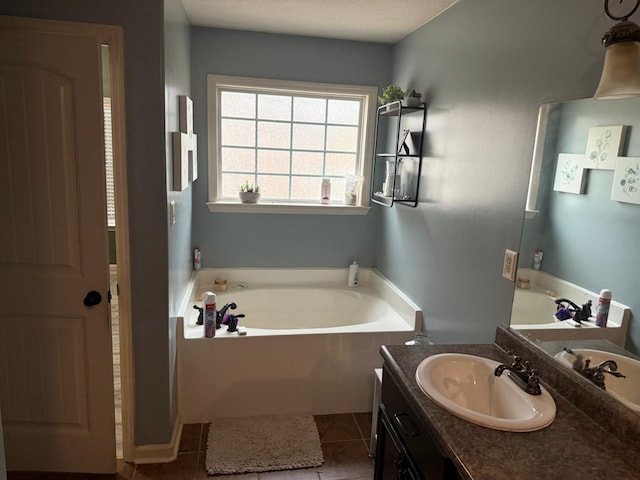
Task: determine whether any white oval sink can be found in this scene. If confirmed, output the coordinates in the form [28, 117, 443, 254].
[415, 353, 556, 432]
[555, 348, 640, 412]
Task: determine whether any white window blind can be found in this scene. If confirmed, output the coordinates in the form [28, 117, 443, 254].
[103, 97, 115, 228]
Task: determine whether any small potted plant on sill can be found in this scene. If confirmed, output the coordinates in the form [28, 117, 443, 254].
[406, 89, 422, 108]
[378, 84, 405, 109]
[239, 180, 260, 203]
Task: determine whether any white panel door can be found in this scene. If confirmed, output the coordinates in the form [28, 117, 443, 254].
[0, 17, 116, 473]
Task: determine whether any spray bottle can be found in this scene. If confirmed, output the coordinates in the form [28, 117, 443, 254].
[595, 289, 611, 327]
[203, 291, 217, 338]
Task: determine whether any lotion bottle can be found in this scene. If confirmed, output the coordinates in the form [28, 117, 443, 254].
[347, 261, 359, 287]
[321, 179, 331, 204]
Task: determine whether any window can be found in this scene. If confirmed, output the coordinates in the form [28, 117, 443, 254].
[207, 75, 377, 214]
[103, 96, 115, 228]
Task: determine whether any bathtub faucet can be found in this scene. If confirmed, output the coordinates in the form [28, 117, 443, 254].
[216, 302, 245, 332]
[216, 302, 237, 328]
[193, 305, 204, 325]
[223, 313, 245, 332]
[554, 298, 592, 323]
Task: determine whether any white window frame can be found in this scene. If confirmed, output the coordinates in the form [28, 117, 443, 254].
[525, 103, 551, 219]
[206, 75, 376, 215]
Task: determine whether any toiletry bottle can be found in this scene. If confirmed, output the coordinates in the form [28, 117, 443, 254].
[595, 289, 611, 327]
[193, 248, 201, 270]
[321, 179, 331, 204]
[533, 250, 543, 270]
[383, 160, 395, 197]
[347, 261, 359, 287]
[203, 291, 217, 337]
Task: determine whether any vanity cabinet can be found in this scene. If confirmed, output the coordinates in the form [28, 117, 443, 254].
[374, 367, 460, 480]
[371, 101, 426, 207]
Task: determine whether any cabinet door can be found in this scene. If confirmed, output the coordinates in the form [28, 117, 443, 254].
[374, 408, 422, 480]
[378, 368, 463, 480]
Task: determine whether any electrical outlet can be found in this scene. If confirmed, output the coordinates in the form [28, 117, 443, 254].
[502, 249, 518, 281]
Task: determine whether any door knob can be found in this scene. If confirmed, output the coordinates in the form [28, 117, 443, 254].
[83, 290, 102, 307]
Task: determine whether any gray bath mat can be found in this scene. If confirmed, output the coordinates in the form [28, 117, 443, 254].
[205, 414, 324, 475]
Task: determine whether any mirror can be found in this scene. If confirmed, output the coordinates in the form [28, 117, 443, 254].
[509, 96, 640, 360]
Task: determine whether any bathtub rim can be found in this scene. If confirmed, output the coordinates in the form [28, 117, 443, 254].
[177, 267, 423, 339]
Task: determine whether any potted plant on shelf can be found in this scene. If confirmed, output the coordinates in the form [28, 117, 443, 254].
[406, 89, 422, 107]
[378, 84, 405, 109]
[239, 181, 260, 203]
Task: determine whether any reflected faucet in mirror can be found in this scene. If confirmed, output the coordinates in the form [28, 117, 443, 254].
[554, 298, 592, 324]
[562, 347, 626, 390]
[506, 330, 640, 414]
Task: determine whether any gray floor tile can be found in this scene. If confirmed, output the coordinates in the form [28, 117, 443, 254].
[314, 414, 361, 443]
[317, 441, 374, 480]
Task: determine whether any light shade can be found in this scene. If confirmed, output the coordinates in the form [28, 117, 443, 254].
[594, 41, 640, 99]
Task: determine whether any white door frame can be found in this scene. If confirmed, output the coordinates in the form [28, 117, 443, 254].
[102, 23, 135, 464]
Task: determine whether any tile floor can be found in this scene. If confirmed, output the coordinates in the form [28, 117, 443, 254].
[7, 413, 375, 480]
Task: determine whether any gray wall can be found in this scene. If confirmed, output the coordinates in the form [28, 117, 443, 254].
[164, 0, 192, 435]
[0, 0, 174, 446]
[377, 0, 617, 344]
[522, 97, 640, 354]
[190, 28, 392, 267]
[4, 0, 639, 453]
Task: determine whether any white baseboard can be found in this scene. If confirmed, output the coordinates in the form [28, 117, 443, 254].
[133, 416, 183, 464]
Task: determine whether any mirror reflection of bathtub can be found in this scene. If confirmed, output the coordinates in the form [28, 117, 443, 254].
[510, 268, 630, 347]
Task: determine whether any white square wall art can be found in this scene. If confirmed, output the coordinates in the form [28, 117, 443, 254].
[611, 157, 640, 205]
[585, 125, 628, 170]
[179, 95, 194, 138]
[553, 153, 586, 194]
[172, 132, 190, 191]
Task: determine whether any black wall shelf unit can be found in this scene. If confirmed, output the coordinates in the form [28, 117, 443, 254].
[371, 100, 426, 207]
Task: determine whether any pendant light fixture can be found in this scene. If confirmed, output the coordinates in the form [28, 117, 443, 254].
[593, 0, 640, 100]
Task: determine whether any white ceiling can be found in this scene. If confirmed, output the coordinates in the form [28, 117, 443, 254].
[181, 0, 460, 44]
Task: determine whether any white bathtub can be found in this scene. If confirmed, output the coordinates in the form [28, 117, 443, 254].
[510, 269, 630, 347]
[177, 268, 421, 422]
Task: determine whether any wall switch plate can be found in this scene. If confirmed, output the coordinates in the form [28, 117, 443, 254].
[502, 249, 518, 281]
[169, 201, 176, 226]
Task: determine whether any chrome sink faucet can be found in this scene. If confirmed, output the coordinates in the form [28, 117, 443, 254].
[494, 352, 542, 396]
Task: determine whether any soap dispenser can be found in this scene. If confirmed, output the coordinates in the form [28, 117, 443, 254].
[347, 261, 359, 287]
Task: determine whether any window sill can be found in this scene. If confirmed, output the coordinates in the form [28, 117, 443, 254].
[206, 201, 371, 215]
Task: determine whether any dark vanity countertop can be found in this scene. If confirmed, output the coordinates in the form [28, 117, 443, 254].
[381, 343, 640, 480]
